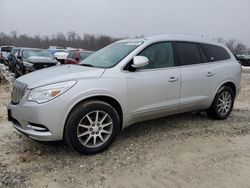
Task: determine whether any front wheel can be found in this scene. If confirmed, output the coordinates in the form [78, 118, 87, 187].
[207, 86, 235, 120]
[65, 100, 120, 154]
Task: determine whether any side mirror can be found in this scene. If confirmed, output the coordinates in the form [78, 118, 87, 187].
[132, 56, 149, 68]
[75, 57, 80, 61]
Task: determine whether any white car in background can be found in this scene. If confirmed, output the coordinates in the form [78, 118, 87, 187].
[53, 49, 69, 64]
[0, 46, 14, 64]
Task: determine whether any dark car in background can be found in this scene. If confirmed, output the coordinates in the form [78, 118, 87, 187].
[0, 46, 14, 65]
[235, 55, 250, 67]
[65, 50, 93, 64]
[14, 48, 58, 78]
[8, 47, 22, 72]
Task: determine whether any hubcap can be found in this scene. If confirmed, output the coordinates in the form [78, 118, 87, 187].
[77, 111, 113, 148]
[217, 91, 232, 116]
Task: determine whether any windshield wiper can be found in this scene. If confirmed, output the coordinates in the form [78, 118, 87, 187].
[79, 63, 94, 67]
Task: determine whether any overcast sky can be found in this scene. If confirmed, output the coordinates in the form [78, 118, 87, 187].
[0, 0, 250, 46]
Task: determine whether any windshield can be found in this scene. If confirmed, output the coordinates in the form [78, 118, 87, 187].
[22, 50, 53, 59]
[79, 41, 143, 68]
[1, 47, 13, 52]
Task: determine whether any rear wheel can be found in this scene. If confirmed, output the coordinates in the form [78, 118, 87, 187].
[65, 100, 120, 154]
[207, 86, 235, 120]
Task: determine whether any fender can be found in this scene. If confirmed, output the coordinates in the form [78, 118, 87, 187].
[211, 80, 236, 104]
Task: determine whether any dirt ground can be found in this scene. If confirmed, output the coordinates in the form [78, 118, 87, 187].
[0, 73, 250, 188]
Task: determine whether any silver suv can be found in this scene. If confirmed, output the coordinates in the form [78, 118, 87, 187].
[7, 36, 241, 154]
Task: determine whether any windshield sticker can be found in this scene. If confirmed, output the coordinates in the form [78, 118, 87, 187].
[126, 42, 142, 46]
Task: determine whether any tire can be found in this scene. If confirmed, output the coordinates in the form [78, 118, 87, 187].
[65, 100, 120, 154]
[207, 86, 235, 120]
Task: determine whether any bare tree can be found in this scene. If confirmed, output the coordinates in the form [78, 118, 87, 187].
[0, 31, 120, 51]
[216, 37, 248, 55]
[225, 39, 247, 54]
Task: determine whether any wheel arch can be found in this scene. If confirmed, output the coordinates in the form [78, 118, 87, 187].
[217, 81, 236, 96]
[207, 80, 236, 119]
[211, 80, 236, 106]
[63, 95, 124, 139]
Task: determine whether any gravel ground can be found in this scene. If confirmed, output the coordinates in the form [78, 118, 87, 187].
[0, 67, 250, 188]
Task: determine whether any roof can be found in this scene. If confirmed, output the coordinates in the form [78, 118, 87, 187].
[20, 47, 45, 51]
[118, 35, 220, 46]
[0, 46, 15, 48]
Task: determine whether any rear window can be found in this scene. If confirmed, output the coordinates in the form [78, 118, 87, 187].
[80, 52, 92, 60]
[176, 42, 204, 66]
[1, 47, 13, 52]
[200, 43, 230, 61]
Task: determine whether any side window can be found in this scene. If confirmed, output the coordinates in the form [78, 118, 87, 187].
[176, 42, 203, 66]
[74, 52, 79, 59]
[138, 42, 174, 69]
[13, 49, 18, 55]
[17, 49, 21, 56]
[68, 51, 74, 58]
[200, 43, 231, 61]
[198, 45, 208, 63]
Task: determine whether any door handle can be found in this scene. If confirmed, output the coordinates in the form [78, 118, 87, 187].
[168, 76, 178, 82]
[206, 72, 214, 77]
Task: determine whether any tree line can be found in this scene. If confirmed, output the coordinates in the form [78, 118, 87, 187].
[0, 31, 250, 54]
[0, 31, 120, 51]
[216, 37, 250, 55]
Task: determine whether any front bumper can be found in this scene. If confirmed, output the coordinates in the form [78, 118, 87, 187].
[7, 94, 67, 141]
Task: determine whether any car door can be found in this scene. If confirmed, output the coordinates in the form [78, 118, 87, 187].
[126, 42, 181, 122]
[66, 51, 77, 64]
[73, 52, 80, 64]
[174, 42, 219, 111]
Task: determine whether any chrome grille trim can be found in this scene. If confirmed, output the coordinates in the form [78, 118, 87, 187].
[11, 81, 28, 104]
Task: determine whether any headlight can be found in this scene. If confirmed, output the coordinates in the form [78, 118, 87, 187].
[23, 61, 33, 67]
[27, 80, 76, 103]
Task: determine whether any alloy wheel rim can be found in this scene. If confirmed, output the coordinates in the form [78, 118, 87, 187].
[77, 110, 113, 148]
[217, 91, 232, 116]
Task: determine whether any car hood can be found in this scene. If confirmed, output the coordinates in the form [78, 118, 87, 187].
[23, 58, 58, 64]
[17, 65, 105, 89]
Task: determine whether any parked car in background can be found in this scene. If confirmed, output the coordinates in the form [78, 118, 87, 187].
[65, 50, 93, 64]
[48, 46, 64, 55]
[8, 47, 22, 72]
[235, 55, 250, 66]
[0, 46, 14, 65]
[53, 49, 69, 64]
[14, 48, 58, 78]
[7, 36, 241, 154]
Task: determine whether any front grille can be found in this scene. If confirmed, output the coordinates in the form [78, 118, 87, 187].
[11, 81, 27, 104]
[33, 63, 55, 70]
